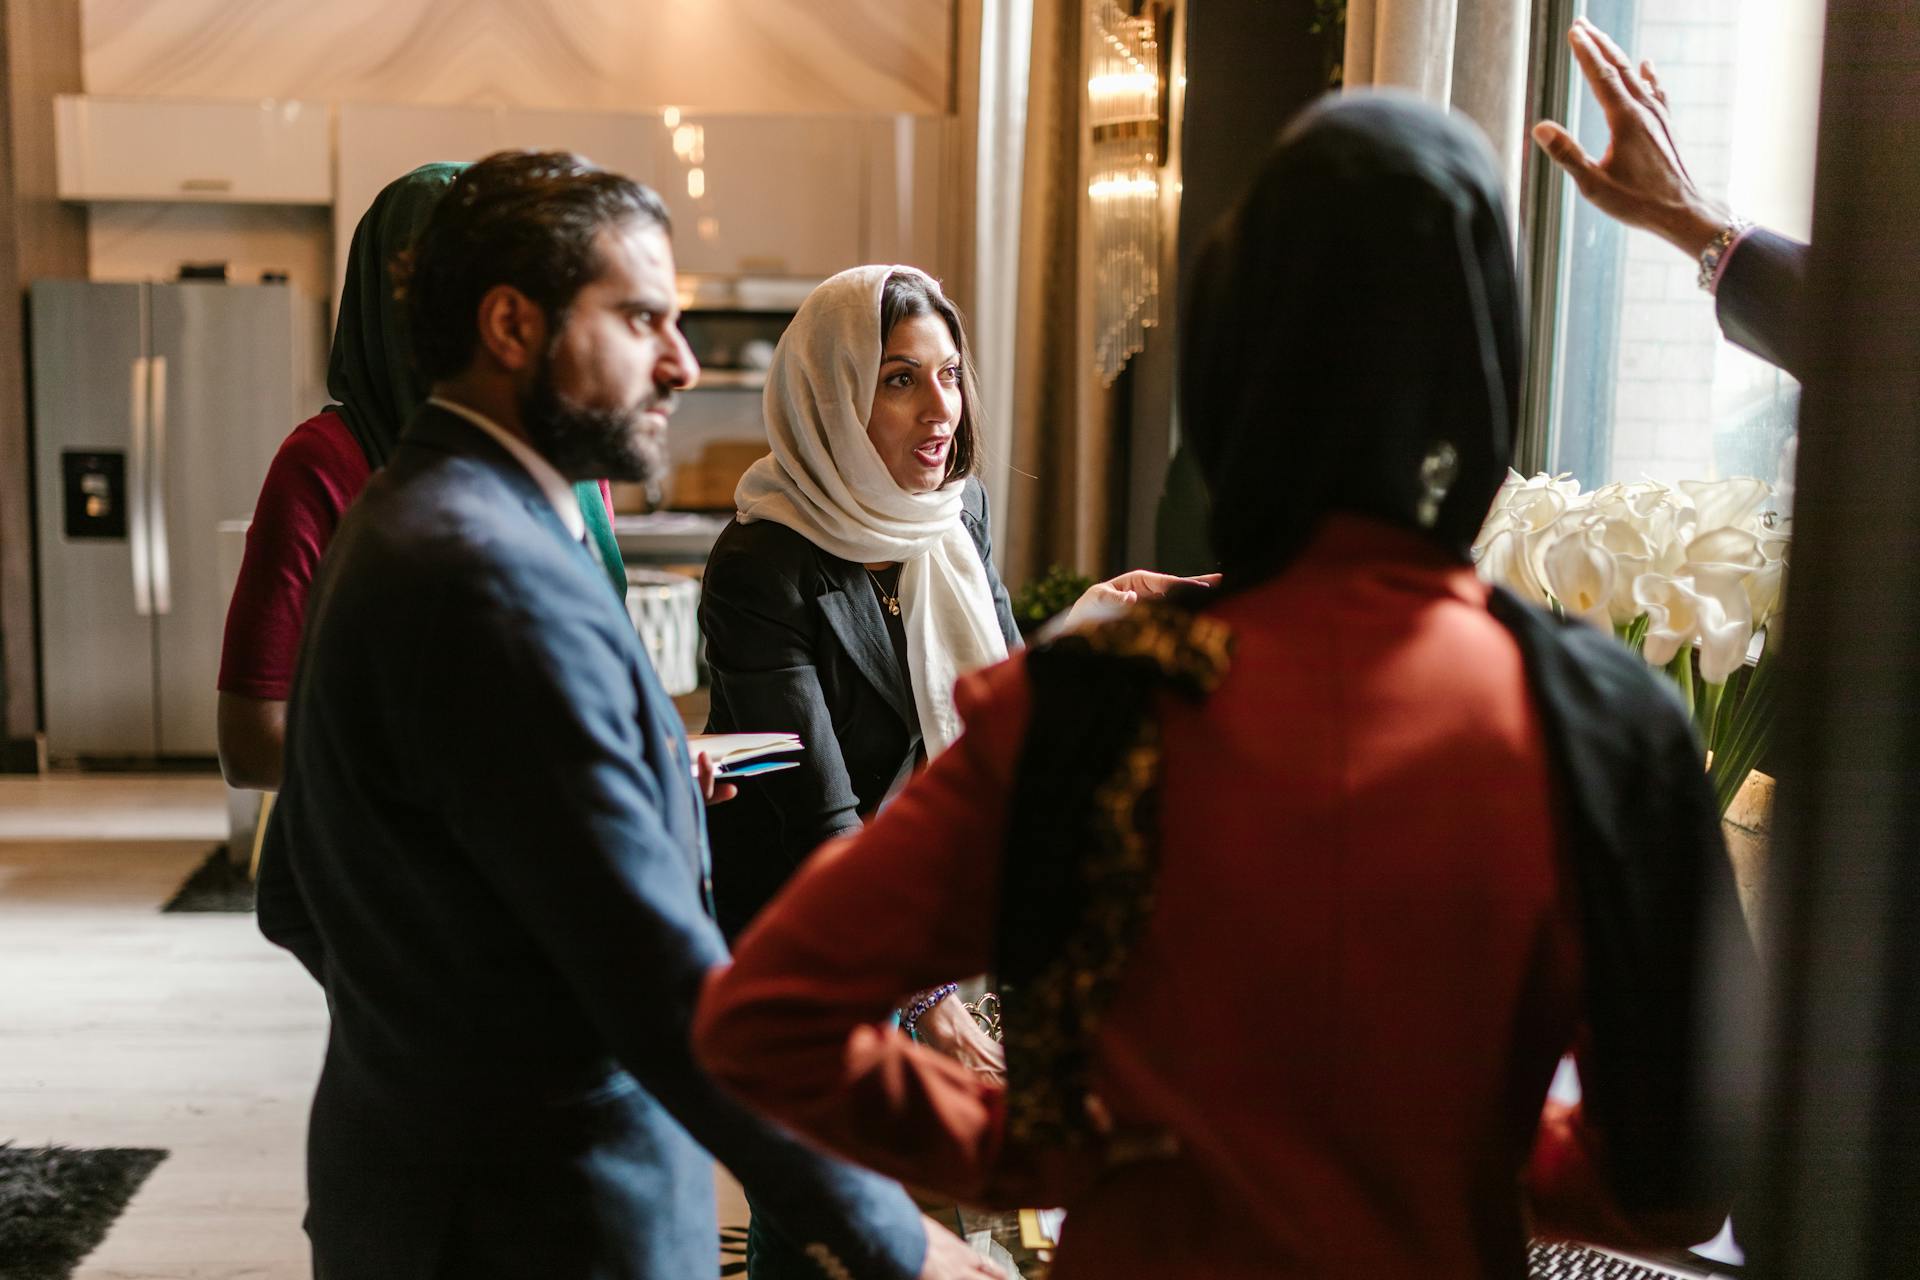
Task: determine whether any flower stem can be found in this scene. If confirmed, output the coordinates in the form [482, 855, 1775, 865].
[1667, 648, 1696, 718]
[1698, 678, 1727, 751]
[1708, 644, 1780, 814]
[1616, 614, 1650, 656]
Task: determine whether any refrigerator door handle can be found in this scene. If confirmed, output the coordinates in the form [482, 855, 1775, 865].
[128, 355, 153, 617]
[147, 355, 172, 615]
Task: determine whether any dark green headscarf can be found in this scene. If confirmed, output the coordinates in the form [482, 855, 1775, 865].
[329, 162, 459, 469]
[328, 161, 628, 599]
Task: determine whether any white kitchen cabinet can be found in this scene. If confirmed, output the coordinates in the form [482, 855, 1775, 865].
[862, 114, 954, 277]
[332, 104, 946, 310]
[55, 96, 330, 204]
[332, 103, 500, 304]
[494, 108, 657, 182]
[334, 102, 666, 309]
[656, 115, 866, 278]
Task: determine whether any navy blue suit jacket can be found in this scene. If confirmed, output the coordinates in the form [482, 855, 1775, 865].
[1716, 227, 1808, 378]
[258, 403, 923, 1280]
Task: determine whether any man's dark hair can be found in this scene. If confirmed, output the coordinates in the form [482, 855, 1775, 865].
[880, 271, 980, 485]
[401, 151, 670, 381]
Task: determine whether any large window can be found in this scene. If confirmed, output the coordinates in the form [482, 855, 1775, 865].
[1540, 0, 1823, 494]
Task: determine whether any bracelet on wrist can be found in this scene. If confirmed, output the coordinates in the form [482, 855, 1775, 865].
[1697, 218, 1753, 293]
[900, 982, 961, 1037]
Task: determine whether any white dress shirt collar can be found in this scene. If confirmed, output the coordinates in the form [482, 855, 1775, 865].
[427, 395, 585, 542]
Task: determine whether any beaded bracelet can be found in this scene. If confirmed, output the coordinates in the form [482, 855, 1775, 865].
[900, 982, 961, 1037]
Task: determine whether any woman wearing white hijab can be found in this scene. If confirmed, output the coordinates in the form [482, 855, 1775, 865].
[702, 265, 1012, 1279]
[701, 267, 1187, 958]
[702, 264, 1184, 1278]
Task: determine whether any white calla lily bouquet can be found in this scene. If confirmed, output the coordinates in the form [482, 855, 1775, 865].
[1474, 470, 1789, 814]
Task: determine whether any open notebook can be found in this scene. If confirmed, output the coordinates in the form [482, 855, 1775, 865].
[686, 732, 804, 779]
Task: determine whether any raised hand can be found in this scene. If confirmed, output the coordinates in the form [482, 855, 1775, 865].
[1530, 18, 1728, 257]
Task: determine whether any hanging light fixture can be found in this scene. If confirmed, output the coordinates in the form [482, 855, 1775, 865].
[1087, 0, 1169, 385]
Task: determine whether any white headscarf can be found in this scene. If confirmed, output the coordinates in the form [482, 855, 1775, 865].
[733, 265, 1008, 754]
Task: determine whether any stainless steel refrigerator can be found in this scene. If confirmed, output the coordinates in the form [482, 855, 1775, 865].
[31, 281, 324, 760]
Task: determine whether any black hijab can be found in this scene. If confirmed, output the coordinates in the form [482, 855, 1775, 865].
[997, 95, 1528, 1148]
[1180, 91, 1522, 587]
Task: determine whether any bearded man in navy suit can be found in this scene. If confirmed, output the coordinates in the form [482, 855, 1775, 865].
[258, 151, 994, 1280]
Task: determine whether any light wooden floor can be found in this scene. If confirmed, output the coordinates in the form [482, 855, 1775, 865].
[0, 774, 319, 1279]
[0, 772, 745, 1280]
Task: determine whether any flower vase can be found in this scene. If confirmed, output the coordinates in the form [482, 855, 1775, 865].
[1721, 769, 1773, 937]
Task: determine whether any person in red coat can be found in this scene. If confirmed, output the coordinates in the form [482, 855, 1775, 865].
[694, 93, 1751, 1278]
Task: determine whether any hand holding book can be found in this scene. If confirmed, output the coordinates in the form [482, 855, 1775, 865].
[686, 732, 805, 779]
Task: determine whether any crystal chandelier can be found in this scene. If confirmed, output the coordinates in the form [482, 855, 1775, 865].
[1087, 0, 1167, 385]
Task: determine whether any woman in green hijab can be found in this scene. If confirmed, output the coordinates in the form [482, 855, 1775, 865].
[217, 162, 628, 790]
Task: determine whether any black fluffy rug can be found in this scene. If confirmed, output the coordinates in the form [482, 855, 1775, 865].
[0, 1144, 167, 1280]
[160, 846, 254, 914]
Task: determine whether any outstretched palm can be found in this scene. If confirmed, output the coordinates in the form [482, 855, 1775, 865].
[1531, 19, 1724, 255]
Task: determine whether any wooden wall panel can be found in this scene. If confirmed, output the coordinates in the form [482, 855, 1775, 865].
[0, 0, 88, 763]
[83, 0, 954, 115]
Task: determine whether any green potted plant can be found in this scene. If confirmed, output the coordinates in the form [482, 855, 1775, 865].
[1312, 0, 1348, 88]
[1010, 565, 1096, 640]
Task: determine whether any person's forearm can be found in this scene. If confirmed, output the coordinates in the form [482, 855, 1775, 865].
[1653, 201, 1731, 261]
[217, 692, 286, 791]
[1713, 228, 1810, 377]
[908, 993, 1005, 1082]
[255, 824, 326, 982]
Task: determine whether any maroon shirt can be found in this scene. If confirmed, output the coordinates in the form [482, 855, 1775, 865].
[218, 411, 371, 700]
[219, 410, 621, 701]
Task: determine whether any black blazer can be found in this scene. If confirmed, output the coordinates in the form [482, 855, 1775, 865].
[1716, 227, 1809, 379]
[257, 404, 923, 1280]
[700, 476, 1020, 940]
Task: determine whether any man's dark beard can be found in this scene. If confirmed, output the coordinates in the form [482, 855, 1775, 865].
[519, 353, 669, 484]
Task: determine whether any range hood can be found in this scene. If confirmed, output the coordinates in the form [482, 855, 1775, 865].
[675, 274, 820, 313]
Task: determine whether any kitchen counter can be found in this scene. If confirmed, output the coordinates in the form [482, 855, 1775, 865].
[614, 511, 729, 564]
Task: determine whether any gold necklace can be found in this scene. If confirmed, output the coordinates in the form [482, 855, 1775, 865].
[866, 566, 901, 616]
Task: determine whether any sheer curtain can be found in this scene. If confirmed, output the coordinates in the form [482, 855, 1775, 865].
[1002, 0, 1116, 585]
[964, 0, 1034, 571]
[1343, 0, 1531, 203]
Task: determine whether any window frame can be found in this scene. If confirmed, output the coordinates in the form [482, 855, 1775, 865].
[1515, 0, 1813, 493]
[1514, 0, 1582, 477]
